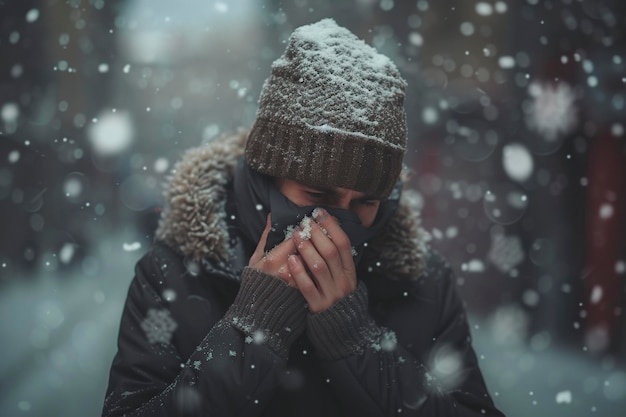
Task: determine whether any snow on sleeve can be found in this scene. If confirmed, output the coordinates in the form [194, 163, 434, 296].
[141, 308, 178, 344]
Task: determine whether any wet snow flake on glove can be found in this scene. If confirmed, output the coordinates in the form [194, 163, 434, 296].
[141, 308, 178, 344]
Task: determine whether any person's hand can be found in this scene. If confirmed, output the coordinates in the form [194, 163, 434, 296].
[287, 208, 357, 313]
[249, 214, 297, 286]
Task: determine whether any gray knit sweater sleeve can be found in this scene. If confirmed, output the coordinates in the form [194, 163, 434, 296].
[306, 281, 383, 359]
[223, 267, 308, 356]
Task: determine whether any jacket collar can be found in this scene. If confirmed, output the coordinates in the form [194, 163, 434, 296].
[155, 130, 428, 282]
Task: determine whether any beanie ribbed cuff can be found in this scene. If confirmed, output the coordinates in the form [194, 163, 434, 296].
[246, 118, 405, 199]
[307, 281, 383, 360]
[224, 267, 308, 356]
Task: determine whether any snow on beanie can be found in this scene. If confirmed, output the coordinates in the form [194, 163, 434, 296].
[245, 18, 408, 199]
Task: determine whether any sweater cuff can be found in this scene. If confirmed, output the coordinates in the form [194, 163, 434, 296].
[307, 281, 383, 360]
[224, 267, 307, 356]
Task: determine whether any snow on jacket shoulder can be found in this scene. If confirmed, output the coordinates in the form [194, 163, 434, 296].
[102, 131, 505, 417]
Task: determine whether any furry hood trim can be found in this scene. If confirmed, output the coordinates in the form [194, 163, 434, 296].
[155, 130, 428, 281]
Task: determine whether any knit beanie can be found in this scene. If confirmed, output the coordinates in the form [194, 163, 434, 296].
[245, 18, 408, 199]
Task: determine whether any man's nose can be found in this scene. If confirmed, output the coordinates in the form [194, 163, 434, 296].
[333, 196, 352, 211]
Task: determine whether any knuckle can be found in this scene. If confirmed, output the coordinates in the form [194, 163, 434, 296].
[334, 235, 351, 250]
[262, 253, 276, 266]
[311, 259, 328, 274]
[340, 279, 354, 294]
[288, 259, 302, 274]
[276, 265, 290, 280]
[262, 254, 283, 272]
[320, 245, 338, 260]
[296, 239, 308, 251]
[299, 280, 317, 295]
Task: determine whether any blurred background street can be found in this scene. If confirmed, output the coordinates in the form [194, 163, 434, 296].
[1, 0, 625, 416]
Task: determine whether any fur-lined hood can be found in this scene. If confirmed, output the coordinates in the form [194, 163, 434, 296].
[155, 130, 429, 281]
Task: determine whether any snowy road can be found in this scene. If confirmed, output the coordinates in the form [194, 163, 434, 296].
[0, 237, 134, 417]
[0, 234, 624, 417]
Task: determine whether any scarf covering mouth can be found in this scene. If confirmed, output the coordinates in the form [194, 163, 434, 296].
[233, 159, 401, 264]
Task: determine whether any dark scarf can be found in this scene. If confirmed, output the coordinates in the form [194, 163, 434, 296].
[233, 159, 400, 264]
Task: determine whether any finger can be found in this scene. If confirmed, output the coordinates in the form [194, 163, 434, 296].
[293, 229, 332, 288]
[312, 208, 355, 273]
[306, 217, 357, 298]
[265, 229, 298, 263]
[305, 219, 345, 279]
[288, 254, 321, 308]
[249, 214, 272, 266]
[247, 215, 301, 285]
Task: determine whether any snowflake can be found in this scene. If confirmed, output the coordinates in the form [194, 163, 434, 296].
[555, 390, 572, 404]
[488, 234, 524, 273]
[488, 305, 529, 347]
[432, 346, 462, 383]
[525, 81, 577, 141]
[371, 330, 398, 352]
[141, 308, 178, 344]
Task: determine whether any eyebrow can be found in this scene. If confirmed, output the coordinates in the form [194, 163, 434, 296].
[356, 195, 381, 202]
[304, 185, 380, 202]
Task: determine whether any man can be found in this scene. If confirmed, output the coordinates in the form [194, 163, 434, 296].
[102, 18, 505, 417]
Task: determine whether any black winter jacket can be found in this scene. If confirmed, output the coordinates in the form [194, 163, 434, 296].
[102, 132, 505, 417]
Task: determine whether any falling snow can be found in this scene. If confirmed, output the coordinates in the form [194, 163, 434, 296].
[488, 233, 524, 273]
[8, 150, 20, 163]
[87, 110, 135, 156]
[123, 242, 142, 252]
[162, 289, 177, 302]
[59, 243, 76, 264]
[611, 123, 624, 137]
[502, 143, 534, 182]
[525, 81, 578, 142]
[498, 56, 515, 69]
[475, 2, 493, 16]
[1, 102, 19, 123]
[25, 9, 39, 23]
[598, 204, 614, 220]
[462, 259, 486, 273]
[2, 2, 626, 417]
[590, 286, 603, 305]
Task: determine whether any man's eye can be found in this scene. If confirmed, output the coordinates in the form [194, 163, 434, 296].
[306, 192, 326, 199]
[359, 200, 379, 207]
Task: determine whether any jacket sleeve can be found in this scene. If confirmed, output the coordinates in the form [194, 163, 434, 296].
[306, 257, 505, 417]
[102, 247, 307, 417]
